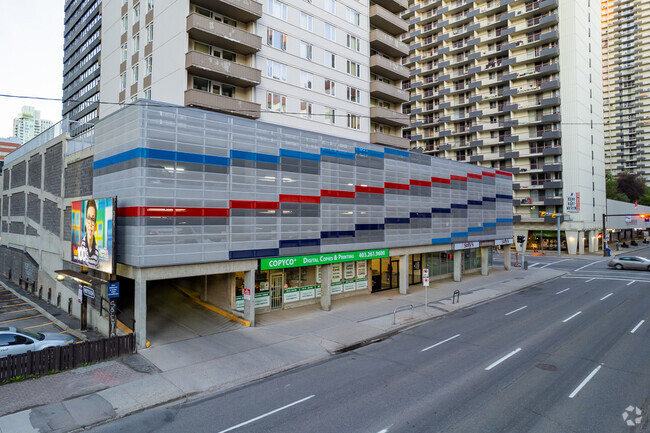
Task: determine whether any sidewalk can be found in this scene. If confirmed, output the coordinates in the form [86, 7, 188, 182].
[0, 265, 566, 433]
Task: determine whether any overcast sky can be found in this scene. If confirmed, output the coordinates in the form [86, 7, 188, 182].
[0, 1, 64, 139]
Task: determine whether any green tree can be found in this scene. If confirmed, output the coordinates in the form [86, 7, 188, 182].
[616, 173, 646, 202]
[605, 172, 629, 202]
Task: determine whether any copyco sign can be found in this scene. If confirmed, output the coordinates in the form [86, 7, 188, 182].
[260, 249, 389, 270]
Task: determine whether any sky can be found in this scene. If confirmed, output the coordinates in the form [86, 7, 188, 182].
[0, 1, 64, 139]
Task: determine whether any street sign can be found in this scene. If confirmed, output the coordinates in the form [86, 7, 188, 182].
[107, 282, 120, 298]
[423, 268, 429, 278]
[243, 288, 251, 300]
[82, 286, 95, 299]
[423, 277, 429, 287]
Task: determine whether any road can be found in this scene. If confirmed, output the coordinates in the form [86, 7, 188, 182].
[87, 257, 649, 433]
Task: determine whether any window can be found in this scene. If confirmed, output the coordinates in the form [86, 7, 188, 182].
[144, 88, 151, 99]
[325, 79, 336, 95]
[267, 92, 287, 112]
[300, 101, 313, 118]
[147, 0, 154, 12]
[300, 71, 313, 89]
[347, 60, 360, 77]
[193, 76, 235, 97]
[120, 73, 126, 91]
[347, 86, 360, 103]
[300, 41, 312, 60]
[121, 43, 127, 62]
[347, 34, 360, 51]
[325, 0, 335, 14]
[324, 51, 336, 68]
[269, 0, 288, 20]
[347, 113, 360, 129]
[145, 56, 152, 75]
[267, 29, 287, 50]
[132, 65, 139, 82]
[325, 107, 336, 124]
[300, 12, 313, 31]
[131, 96, 138, 103]
[346, 8, 360, 25]
[267, 60, 287, 81]
[134, 4, 140, 22]
[133, 33, 140, 53]
[146, 24, 154, 43]
[324, 23, 336, 41]
[122, 15, 128, 33]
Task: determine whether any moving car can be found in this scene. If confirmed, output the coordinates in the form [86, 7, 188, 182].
[607, 256, 650, 271]
[0, 326, 75, 357]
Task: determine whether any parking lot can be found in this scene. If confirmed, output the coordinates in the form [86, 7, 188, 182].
[0, 286, 75, 337]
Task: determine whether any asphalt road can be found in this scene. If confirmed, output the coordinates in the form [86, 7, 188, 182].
[87, 260, 649, 433]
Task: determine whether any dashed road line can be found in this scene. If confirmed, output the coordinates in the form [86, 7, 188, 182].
[505, 306, 528, 316]
[421, 334, 461, 352]
[562, 311, 582, 323]
[573, 261, 603, 272]
[569, 365, 602, 399]
[600, 293, 613, 301]
[627, 281, 635, 286]
[556, 288, 571, 295]
[485, 348, 522, 371]
[217, 395, 315, 433]
[631, 320, 645, 334]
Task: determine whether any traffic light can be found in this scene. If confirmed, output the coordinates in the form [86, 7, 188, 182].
[540, 211, 547, 217]
[639, 214, 646, 219]
[517, 235, 525, 244]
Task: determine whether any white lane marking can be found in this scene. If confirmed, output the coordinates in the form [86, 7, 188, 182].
[600, 293, 613, 301]
[505, 306, 528, 316]
[556, 288, 571, 295]
[540, 259, 572, 268]
[631, 320, 645, 334]
[421, 334, 461, 352]
[569, 365, 602, 399]
[627, 280, 635, 286]
[217, 395, 315, 433]
[562, 311, 582, 323]
[562, 275, 650, 283]
[485, 348, 522, 371]
[527, 262, 539, 268]
[585, 278, 595, 283]
[574, 261, 602, 272]
[376, 426, 393, 433]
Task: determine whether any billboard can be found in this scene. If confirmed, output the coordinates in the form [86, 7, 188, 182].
[71, 198, 115, 273]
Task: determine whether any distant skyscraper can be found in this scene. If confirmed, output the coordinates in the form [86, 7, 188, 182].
[12, 106, 53, 144]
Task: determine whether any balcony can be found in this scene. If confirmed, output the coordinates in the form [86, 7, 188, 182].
[187, 13, 262, 55]
[370, 54, 410, 80]
[370, 28, 410, 58]
[370, 80, 409, 103]
[186, 51, 261, 87]
[371, 0, 407, 14]
[191, 0, 262, 23]
[184, 88, 260, 119]
[370, 106, 410, 126]
[370, 5, 408, 36]
[370, 132, 410, 149]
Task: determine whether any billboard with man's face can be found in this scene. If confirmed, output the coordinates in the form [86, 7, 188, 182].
[71, 198, 115, 273]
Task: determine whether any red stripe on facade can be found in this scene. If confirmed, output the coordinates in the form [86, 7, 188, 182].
[431, 177, 451, 185]
[321, 189, 356, 198]
[279, 194, 321, 203]
[410, 179, 432, 187]
[467, 173, 482, 180]
[384, 182, 410, 190]
[117, 207, 230, 217]
[450, 175, 467, 182]
[355, 185, 385, 194]
[230, 200, 279, 210]
[496, 170, 513, 177]
[482, 171, 496, 178]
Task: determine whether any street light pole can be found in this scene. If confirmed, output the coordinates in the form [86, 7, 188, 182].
[602, 212, 607, 257]
[557, 215, 561, 256]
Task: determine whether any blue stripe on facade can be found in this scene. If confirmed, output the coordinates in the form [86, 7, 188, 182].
[94, 147, 231, 170]
[94, 148, 144, 169]
[229, 248, 280, 260]
[279, 148, 321, 161]
[451, 203, 468, 209]
[355, 223, 385, 231]
[483, 222, 497, 227]
[496, 194, 513, 199]
[384, 148, 410, 158]
[321, 148, 356, 160]
[451, 231, 468, 237]
[497, 218, 514, 223]
[355, 147, 384, 159]
[385, 217, 410, 224]
[230, 149, 280, 164]
[482, 197, 496, 202]
[279, 238, 321, 248]
[410, 212, 432, 218]
[468, 226, 483, 232]
[431, 208, 451, 213]
[468, 200, 482, 206]
[432, 237, 452, 244]
[321, 230, 355, 239]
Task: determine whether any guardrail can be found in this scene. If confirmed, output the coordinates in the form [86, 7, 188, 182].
[393, 304, 414, 325]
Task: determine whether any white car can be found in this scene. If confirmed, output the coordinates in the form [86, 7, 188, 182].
[0, 326, 75, 357]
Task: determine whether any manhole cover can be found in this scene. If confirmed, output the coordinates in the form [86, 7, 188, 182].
[536, 363, 557, 371]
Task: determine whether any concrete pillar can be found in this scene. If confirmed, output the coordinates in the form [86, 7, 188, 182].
[481, 247, 489, 276]
[134, 270, 147, 349]
[453, 250, 462, 282]
[201, 275, 208, 301]
[320, 264, 332, 311]
[588, 230, 598, 252]
[504, 246, 511, 270]
[243, 270, 255, 327]
[399, 254, 409, 295]
[578, 231, 585, 255]
[566, 230, 578, 255]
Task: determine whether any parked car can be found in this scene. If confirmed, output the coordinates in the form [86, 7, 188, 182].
[607, 256, 650, 271]
[0, 326, 75, 358]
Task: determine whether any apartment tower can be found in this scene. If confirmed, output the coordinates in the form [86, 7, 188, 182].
[97, 0, 409, 147]
[403, 0, 606, 252]
[602, 0, 650, 179]
[12, 106, 53, 145]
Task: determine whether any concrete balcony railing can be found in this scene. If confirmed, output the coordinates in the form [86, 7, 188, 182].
[370, 80, 409, 103]
[370, 55, 409, 81]
[191, 0, 262, 23]
[369, 4, 408, 36]
[371, 0, 407, 14]
[187, 13, 262, 55]
[186, 51, 261, 87]
[370, 132, 410, 149]
[370, 29, 409, 58]
[370, 106, 410, 127]
[184, 88, 260, 119]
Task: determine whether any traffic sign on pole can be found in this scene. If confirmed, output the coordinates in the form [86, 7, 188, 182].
[423, 277, 430, 286]
[423, 268, 429, 278]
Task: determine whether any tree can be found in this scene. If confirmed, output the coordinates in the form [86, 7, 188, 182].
[605, 172, 630, 202]
[616, 173, 646, 202]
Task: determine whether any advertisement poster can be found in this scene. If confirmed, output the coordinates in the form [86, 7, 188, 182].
[254, 292, 271, 308]
[356, 278, 368, 291]
[344, 262, 355, 279]
[71, 198, 115, 273]
[332, 263, 343, 281]
[343, 280, 356, 292]
[331, 281, 343, 294]
[283, 288, 300, 303]
[356, 260, 367, 278]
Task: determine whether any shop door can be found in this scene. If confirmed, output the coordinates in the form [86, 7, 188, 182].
[270, 273, 283, 310]
[390, 258, 400, 289]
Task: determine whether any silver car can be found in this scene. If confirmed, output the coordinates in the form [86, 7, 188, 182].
[0, 326, 76, 357]
[607, 256, 650, 271]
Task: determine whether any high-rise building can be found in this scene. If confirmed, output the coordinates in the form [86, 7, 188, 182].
[96, 0, 409, 147]
[602, 0, 650, 178]
[403, 0, 606, 252]
[63, 0, 102, 124]
[12, 106, 53, 144]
